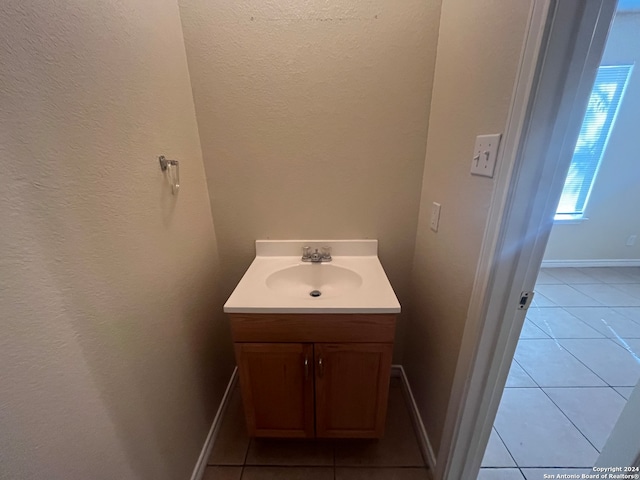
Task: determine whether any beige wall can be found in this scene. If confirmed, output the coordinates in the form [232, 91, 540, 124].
[0, 1, 233, 479]
[178, 0, 442, 359]
[544, 12, 640, 262]
[403, 0, 532, 456]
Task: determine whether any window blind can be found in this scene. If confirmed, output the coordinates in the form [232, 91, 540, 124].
[556, 64, 633, 219]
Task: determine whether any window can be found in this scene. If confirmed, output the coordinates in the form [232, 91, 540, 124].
[555, 64, 633, 220]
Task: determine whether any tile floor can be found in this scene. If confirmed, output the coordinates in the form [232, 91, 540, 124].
[480, 267, 640, 480]
[203, 377, 430, 480]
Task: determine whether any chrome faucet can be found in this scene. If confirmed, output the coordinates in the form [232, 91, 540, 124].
[302, 246, 332, 263]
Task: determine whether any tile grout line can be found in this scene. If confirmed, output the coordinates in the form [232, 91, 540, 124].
[538, 301, 640, 344]
[495, 271, 627, 473]
[598, 323, 640, 364]
[528, 305, 640, 374]
[612, 386, 631, 401]
[492, 426, 520, 470]
[537, 282, 604, 308]
[507, 358, 540, 389]
[513, 358, 540, 387]
[612, 306, 640, 328]
[533, 273, 640, 461]
[556, 305, 606, 338]
[556, 335, 631, 386]
[538, 385, 603, 457]
[528, 277, 627, 445]
[607, 283, 640, 303]
[522, 280, 622, 389]
[512, 336, 634, 391]
[569, 307, 609, 337]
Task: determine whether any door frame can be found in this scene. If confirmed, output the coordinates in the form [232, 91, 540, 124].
[435, 1, 619, 479]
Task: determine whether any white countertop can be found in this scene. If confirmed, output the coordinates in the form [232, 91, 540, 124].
[223, 240, 401, 314]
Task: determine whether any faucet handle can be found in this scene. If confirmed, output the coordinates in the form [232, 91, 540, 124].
[302, 246, 311, 259]
[321, 246, 332, 260]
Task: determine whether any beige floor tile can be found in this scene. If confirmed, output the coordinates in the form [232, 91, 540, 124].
[541, 268, 600, 284]
[611, 283, 640, 300]
[535, 284, 603, 307]
[614, 307, 640, 325]
[505, 360, 537, 388]
[245, 439, 334, 466]
[514, 340, 606, 387]
[481, 429, 515, 467]
[202, 466, 243, 480]
[536, 270, 564, 285]
[572, 284, 640, 307]
[543, 387, 627, 451]
[560, 338, 640, 386]
[530, 292, 556, 307]
[493, 388, 599, 467]
[576, 267, 637, 284]
[241, 466, 333, 480]
[487, 267, 640, 472]
[477, 468, 525, 480]
[519, 319, 550, 339]
[208, 387, 250, 465]
[526, 307, 603, 339]
[614, 386, 635, 399]
[614, 267, 640, 281]
[564, 307, 640, 338]
[336, 467, 430, 479]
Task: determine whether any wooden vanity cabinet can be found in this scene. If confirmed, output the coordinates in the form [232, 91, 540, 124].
[230, 313, 395, 439]
[234, 343, 314, 438]
[314, 342, 393, 438]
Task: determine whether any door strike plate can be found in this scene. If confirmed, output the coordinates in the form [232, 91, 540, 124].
[518, 291, 535, 310]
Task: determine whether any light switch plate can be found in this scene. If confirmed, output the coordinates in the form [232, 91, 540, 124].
[471, 134, 501, 178]
[430, 202, 441, 232]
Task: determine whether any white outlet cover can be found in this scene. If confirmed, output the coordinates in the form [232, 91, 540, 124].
[471, 133, 501, 178]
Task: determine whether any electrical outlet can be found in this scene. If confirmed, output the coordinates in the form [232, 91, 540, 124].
[430, 202, 441, 232]
[471, 134, 501, 178]
[626, 235, 637, 246]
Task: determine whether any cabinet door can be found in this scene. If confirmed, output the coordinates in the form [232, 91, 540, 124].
[314, 343, 393, 438]
[235, 343, 314, 438]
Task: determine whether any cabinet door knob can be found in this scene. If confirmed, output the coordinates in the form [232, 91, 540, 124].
[304, 356, 309, 379]
[318, 357, 324, 377]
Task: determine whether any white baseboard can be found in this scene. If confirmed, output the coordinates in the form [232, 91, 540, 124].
[541, 259, 640, 268]
[392, 365, 437, 473]
[190, 367, 238, 480]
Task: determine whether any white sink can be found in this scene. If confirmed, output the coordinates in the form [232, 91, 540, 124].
[224, 240, 401, 314]
[265, 264, 363, 299]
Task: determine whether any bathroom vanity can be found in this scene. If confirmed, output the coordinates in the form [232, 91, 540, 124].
[224, 240, 400, 439]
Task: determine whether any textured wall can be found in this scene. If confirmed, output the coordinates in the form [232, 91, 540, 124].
[178, 0, 442, 360]
[0, 1, 233, 479]
[403, 0, 531, 456]
[544, 12, 640, 262]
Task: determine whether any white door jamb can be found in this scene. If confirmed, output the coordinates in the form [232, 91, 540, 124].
[435, 1, 618, 479]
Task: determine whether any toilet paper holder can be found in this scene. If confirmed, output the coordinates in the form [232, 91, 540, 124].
[159, 155, 180, 195]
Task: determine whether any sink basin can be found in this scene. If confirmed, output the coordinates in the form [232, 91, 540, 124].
[223, 240, 401, 314]
[266, 264, 363, 299]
